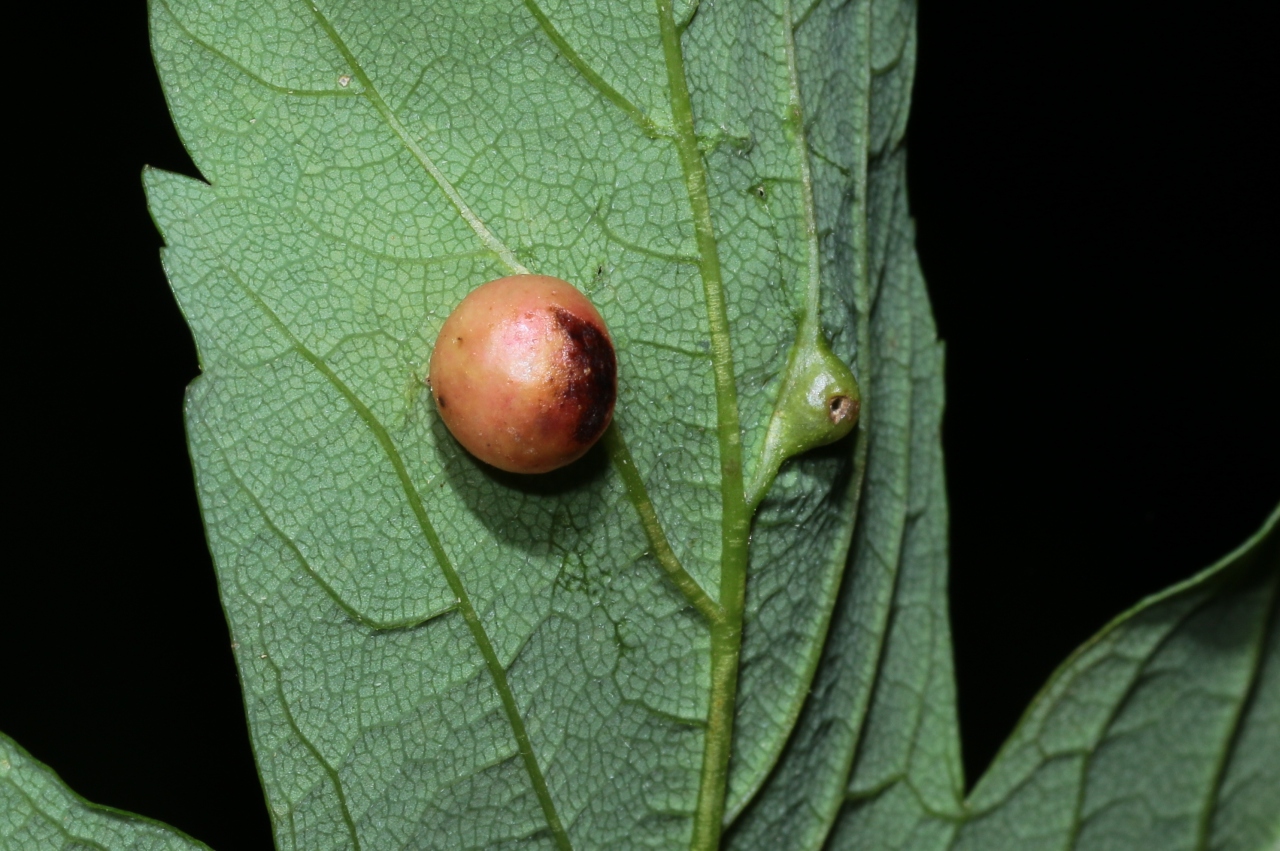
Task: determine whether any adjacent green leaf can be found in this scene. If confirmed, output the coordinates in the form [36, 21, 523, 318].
[0, 734, 211, 851]
[830, 505, 1280, 850]
[726, 3, 961, 846]
[732, 165, 963, 851]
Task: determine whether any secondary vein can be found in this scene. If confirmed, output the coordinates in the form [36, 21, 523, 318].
[523, 0, 668, 137]
[208, 224, 570, 849]
[1194, 570, 1279, 851]
[603, 425, 725, 625]
[304, 0, 529, 276]
[303, 5, 701, 632]
[262, 653, 363, 851]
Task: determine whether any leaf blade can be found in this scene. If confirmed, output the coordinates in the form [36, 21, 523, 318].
[0, 734, 212, 851]
[830, 505, 1280, 851]
[147, 0, 729, 844]
[145, 0, 1012, 848]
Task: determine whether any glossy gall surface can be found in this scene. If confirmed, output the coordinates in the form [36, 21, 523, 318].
[428, 275, 617, 474]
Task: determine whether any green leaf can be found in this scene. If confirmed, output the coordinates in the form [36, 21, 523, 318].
[127, 0, 1280, 849]
[830, 505, 1280, 851]
[0, 733, 211, 851]
[726, 5, 964, 848]
[143, 0, 912, 846]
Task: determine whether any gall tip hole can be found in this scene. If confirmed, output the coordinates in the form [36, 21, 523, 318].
[828, 394, 858, 425]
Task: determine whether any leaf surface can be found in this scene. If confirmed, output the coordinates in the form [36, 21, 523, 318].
[144, 0, 906, 846]
[135, 0, 1280, 849]
[830, 506, 1280, 851]
[725, 3, 965, 846]
[0, 734, 211, 851]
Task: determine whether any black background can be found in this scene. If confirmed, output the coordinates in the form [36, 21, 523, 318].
[4, 3, 1276, 849]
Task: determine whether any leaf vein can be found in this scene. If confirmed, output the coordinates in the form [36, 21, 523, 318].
[522, 0, 668, 138]
[219, 448, 452, 630]
[303, 0, 529, 275]
[158, 0, 361, 99]
[1194, 568, 1280, 851]
[260, 652, 363, 851]
[3, 783, 112, 851]
[193, 198, 572, 849]
[654, 2, 750, 846]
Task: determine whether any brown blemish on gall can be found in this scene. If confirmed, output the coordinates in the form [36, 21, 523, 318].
[551, 308, 617, 444]
[427, 274, 617, 474]
[828, 394, 859, 426]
